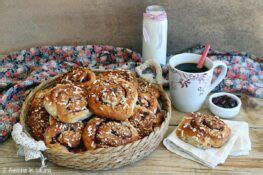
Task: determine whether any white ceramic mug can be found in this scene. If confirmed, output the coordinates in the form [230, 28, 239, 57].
[169, 53, 227, 112]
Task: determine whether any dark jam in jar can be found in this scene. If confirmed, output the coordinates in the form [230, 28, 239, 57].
[212, 95, 238, 108]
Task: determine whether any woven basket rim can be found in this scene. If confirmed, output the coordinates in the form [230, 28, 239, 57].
[19, 70, 171, 155]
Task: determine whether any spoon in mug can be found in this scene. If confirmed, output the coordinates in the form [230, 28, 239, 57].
[197, 44, 211, 69]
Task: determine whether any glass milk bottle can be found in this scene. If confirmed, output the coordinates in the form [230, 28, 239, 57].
[142, 5, 168, 65]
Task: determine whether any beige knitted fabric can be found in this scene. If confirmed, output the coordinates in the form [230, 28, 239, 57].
[11, 123, 47, 168]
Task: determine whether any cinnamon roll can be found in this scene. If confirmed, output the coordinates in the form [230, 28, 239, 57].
[136, 92, 158, 113]
[44, 84, 92, 123]
[138, 78, 160, 99]
[82, 116, 139, 150]
[27, 89, 50, 140]
[153, 109, 165, 127]
[128, 107, 154, 138]
[44, 121, 84, 152]
[61, 67, 96, 88]
[176, 113, 231, 149]
[87, 78, 138, 121]
[98, 70, 138, 88]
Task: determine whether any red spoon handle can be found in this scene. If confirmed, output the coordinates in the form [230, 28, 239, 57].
[197, 44, 210, 69]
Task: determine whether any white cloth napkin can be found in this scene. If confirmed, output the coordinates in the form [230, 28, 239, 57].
[163, 120, 251, 168]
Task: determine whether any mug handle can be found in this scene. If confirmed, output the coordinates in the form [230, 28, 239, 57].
[208, 60, 228, 92]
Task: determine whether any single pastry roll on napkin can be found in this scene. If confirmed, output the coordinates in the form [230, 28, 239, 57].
[163, 118, 251, 168]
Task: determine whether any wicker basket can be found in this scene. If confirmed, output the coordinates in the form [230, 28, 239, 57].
[19, 72, 171, 170]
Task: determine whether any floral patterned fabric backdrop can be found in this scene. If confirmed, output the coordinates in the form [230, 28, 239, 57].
[0, 45, 262, 143]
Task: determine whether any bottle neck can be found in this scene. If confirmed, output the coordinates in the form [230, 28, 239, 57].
[146, 5, 165, 15]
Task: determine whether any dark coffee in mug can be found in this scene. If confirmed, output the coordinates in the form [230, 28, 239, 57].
[174, 63, 208, 73]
